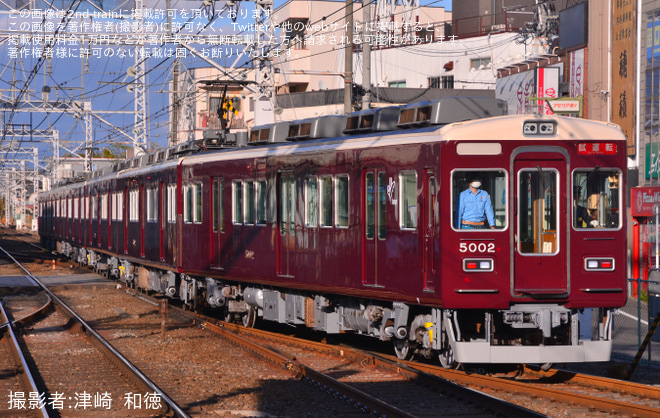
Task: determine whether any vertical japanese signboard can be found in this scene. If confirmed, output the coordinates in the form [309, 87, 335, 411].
[612, 0, 637, 157]
[569, 49, 584, 98]
[536, 67, 559, 115]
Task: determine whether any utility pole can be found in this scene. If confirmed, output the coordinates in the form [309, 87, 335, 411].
[168, 0, 179, 147]
[344, 0, 353, 114]
[362, 0, 372, 110]
[133, 0, 147, 155]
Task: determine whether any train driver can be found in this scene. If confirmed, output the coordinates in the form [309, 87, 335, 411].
[573, 186, 592, 228]
[456, 176, 496, 229]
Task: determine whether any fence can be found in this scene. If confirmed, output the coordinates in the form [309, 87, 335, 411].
[613, 277, 660, 372]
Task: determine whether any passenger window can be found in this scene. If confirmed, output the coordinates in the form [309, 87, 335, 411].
[336, 175, 349, 228]
[244, 180, 255, 225]
[257, 179, 267, 225]
[453, 170, 507, 230]
[306, 176, 318, 227]
[399, 171, 417, 230]
[233, 181, 243, 224]
[573, 169, 621, 229]
[194, 183, 202, 224]
[320, 176, 333, 228]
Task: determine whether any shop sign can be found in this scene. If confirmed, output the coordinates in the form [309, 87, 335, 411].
[632, 186, 660, 216]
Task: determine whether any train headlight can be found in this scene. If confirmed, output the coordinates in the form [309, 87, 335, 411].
[584, 257, 615, 271]
[462, 258, 493, 272]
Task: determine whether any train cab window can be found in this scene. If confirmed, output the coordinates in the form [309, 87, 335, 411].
[400, 171, 417, 230]
[518, 169, 558, 254]
[336, 174, 349, 228]
[573, 169, 621, 229]
[256, 179, 267, 225]
[453, 170, 507, 230]
[245, 180, 255, 225]
[320, 176, 333, 228]
[306, 176, 319, 227]
[233, 181, 243, 224]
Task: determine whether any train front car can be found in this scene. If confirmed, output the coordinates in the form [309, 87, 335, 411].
[436, 115, 627, 367]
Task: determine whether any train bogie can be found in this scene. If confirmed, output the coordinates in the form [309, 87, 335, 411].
[38, 98, 628, 366]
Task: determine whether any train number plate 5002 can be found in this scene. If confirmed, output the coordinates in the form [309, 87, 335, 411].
[459, 242, 496, 253]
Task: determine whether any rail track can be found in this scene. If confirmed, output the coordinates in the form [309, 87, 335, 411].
[0, 241, 187, 417]
[197, 318, 660, 417]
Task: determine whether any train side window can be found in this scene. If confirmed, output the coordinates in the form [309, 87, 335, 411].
[244, 180, 255, 225]
[167, 184, 176, 223]
[320, 175, 333, 228]
[378, 172, 386, 239]
[306, 176, 318, 227]
[116, 191, 123, 221]
[101, 194, 108, 221]
[194, 183, 203, 224]
[572, 169, 621, 229]
[146, 187, 158, 223]
[111, 193, 116, 221]
[212, 179, 224, 232]
[130, 189, 140, 222]
[336, 174, 349, 228]
[91, 194, 98, 220]
[233, 180, 244, 224]
[399, 171, 417, 230]
[183, 184, 193, 223]
[366, 172, 375, 238]
[452, 170, 507, 230]
[256, 179, 267, 225]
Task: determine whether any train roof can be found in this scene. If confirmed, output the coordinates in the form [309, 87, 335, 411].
[437, 114, 626, 142]
[41, 98, 625, 195]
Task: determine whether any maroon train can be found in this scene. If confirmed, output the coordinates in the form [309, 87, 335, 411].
[38, 97, 627, 367]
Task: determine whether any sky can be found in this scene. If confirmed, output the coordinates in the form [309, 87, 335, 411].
[0, 0, 451, 172]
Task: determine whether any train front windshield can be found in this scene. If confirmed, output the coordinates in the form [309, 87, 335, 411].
[572, 170, 621, 229]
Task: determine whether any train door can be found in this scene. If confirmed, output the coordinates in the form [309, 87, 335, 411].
[423, 170, 437, 291]
[210, 178, 225, 269]
[123, 187, 128, 254]
[160, 182, 165, 261]
[362, 169, 386, 287]
[513, 153, 568, 296]
[277, 172, 295, 277]
[140, 184, 145, 258]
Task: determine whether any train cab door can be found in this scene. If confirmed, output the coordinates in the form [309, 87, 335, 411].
[513, 153, 568, 296]
[423, 170, 437, 292]
[362, 169, 386, 287]
[277, 172, 295, 277]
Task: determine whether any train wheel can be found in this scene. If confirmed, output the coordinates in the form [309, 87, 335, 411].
[242, 306, 256, 328]
[438, 332, 457, 369]
[393, 339, 413, 361]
